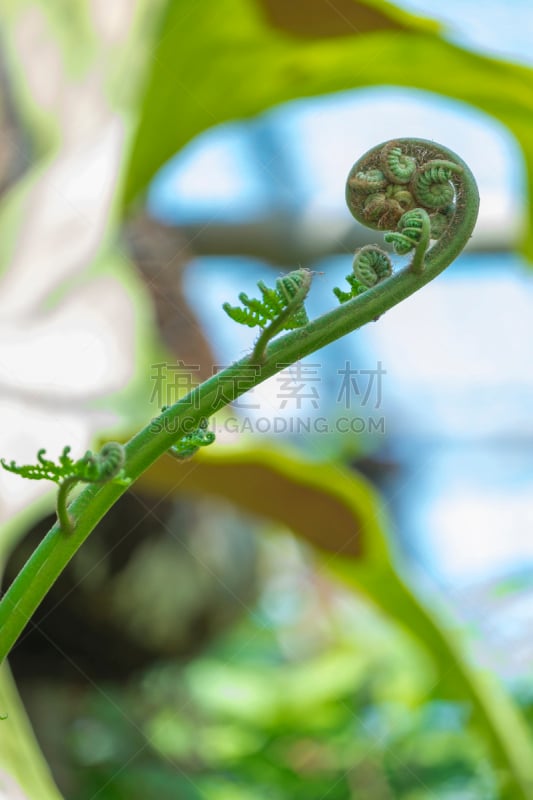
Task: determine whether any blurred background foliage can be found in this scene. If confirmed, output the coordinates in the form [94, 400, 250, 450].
[0, 0, 533, 798]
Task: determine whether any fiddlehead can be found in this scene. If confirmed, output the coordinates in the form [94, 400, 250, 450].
[338, 138, 473, 296]
[353, 245, 393, 286]
[161, 414, 216, 460]
[224, 267, 312, 362]
[380, 141, 417, 184]
[346, 140, 464, 235]
[361, 183, 415, 228]
[78, 442, 127, 483]
[411, 160, 462, 209]
[384, 208, 431, 274]
[223, 268, 311, 331]
[348, 168, 388, 193]
[1, 443, 129, 534]
[334, 246, 392, 303]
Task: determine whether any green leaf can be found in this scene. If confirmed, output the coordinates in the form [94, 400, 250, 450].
[121, 0, 433, 205]
[138, 442, 533, 798]
[0, 665, 62, 800]
[122, 0, 533, 259]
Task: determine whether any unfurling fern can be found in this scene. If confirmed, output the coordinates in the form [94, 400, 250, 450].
[224, 268, 313, 362]
[1, 443, 129, 534]
[1, 443, 127, 486]
[223, 269, 310, 331]
[334, 246, 392, 304]
[167, 418, 216, 460]
[384, 209, 430, 254]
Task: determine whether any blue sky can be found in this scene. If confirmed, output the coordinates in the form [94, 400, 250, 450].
[395, 0, 533, 66]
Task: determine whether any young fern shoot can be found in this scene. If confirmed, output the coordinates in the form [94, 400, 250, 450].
[165, 416, 216, 460]
[333, 245, 393, 303]
[1, 443, 130, 534]
[3, 139, 533, 800]
[336, 138, 467, 298]
[0, 138, 479, 669]
[223, 267, 312, 362]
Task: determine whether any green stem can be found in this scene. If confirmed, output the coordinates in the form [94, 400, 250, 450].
[55, 477, 78, 535]
[409, 208, 431, 274]
[0, 140, 478, 663]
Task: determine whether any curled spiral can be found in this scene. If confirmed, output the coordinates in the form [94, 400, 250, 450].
[276, 271, 311, 328]
[354, 245, 392, 286]
[346, 140, 464, 234]
[362, 184, 415, 228]
[1, 443, 126, 486]
[384, 209, 429, 255]
[334, 246, 392, 303]
[411, 160, 462, 209]
[169, 418, 216, 460]
[1, 442, 129, 534]
[348, 168, 388, 193]
[340, 138, 472, 290]
[80, 442, 126, 483]
[381, 143, 416, 184]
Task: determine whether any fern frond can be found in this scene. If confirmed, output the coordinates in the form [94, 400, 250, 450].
[223, 269, 310, 332]
[169, 419, 216, 460]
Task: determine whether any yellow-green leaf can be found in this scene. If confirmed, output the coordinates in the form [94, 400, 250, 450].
[0, 665, 62, 800]
[122, 0, 533, 261]
[138, 443, 533, 798]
